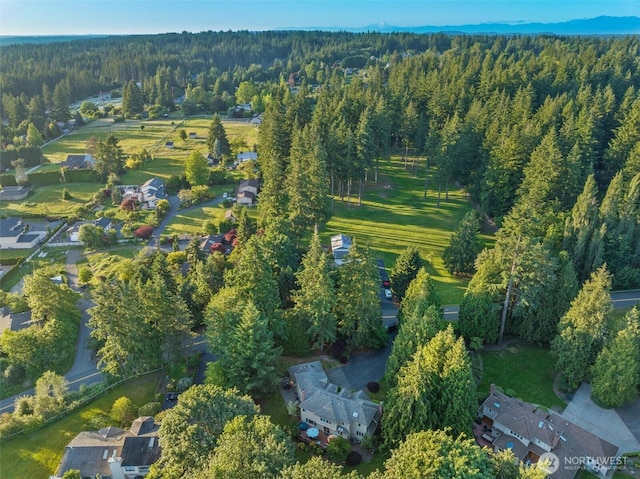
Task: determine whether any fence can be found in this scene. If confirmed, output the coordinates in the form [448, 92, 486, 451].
[1, 368, 163, 441]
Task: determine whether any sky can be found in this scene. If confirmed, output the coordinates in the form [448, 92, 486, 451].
[0, 0, 638, 36]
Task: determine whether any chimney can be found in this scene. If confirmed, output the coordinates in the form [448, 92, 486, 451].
[489, 384, 496, 394]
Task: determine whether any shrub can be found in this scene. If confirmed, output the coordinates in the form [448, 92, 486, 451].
[111, 396, 136, 425]
[326, 435, 350, 462]
[120, 198, 138, 211]
[366, 382, 380, 393]
[345, 450, 362, 466]
[134, 225, 154, 239]
[330, 340, 346, 359]
[61, 188, 72, 200]
[138, 401, 162, 417]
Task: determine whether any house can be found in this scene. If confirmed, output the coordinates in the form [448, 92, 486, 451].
[235, 151, 258, 164]
[140, 177, 166, 208]
[288, 361, 381, 443]
[120, 178, 166, 209]
[199, 233, 225, 253]
[330, 233, 352, 266]
[478, 388, 619, 479]
[236, 179, 259, 205]
[51, 417, 161, 479]
[67, 217, 112, 243]
[237, 179, 259, 196]
[0, 186, 31, 201]
[0, 217, 46, 249]
[60, 154, 94, 169]
[0, 306, 37, 336]
[236, 190, 255, 206]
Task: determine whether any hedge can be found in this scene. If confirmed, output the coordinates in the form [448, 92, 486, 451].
[25, 170, 62, 187]
[0, 174, 18, 187]
[62, 168, 100, 183]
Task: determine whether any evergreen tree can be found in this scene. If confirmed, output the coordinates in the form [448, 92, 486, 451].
[292, 233, 337, 350]
[443, 210, 482, 275]
[122, 80, 144, 117]
[552, 266, 614, 390]
[389, 246, 423, 301]
[334, 241, 386, 349]
[93, 135, 124, 181]
[591, 308, 640, 407]
[458, 290, 500, 344]
[563, 174, 604, 283]
[382, 326, 476, 448]
[285, 125, 331, 243]
[224, 302, 281, 398]
[207, 115, 230, 156]
[397, 267, 441, 322]
[384, 304, 444, 387]
[257, 101, 290, 229]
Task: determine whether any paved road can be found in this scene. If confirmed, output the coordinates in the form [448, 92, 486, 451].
[0, 249, 104, 414]
[611, 290, 640, 310]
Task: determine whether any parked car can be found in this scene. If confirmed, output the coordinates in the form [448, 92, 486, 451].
[223, 192, 229, 199]
[384, 289, 392, 299]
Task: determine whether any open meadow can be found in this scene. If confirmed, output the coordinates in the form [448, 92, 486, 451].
[321, 158, 494, 304]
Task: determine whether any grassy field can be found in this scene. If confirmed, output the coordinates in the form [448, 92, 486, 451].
[0, 372, 161, 479]
[478, 344, 564, 409]
[321, 158, 494, 304]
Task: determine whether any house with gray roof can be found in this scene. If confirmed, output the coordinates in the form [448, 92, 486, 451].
[479, 388, 618, 479]
[0, 185, 31, 201]
[0, 217, 46, 249]
[288, 361, 381, 443]
[330, 233, 352, 266]
[60, 154, 94, 169]
[0, 306, 37, 336]
[51, 417, 160, 479]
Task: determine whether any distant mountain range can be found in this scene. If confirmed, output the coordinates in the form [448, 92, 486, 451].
[0, 16, 638, 46]
[290, 16, 640, 35]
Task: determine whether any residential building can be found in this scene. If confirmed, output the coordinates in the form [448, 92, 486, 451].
[0, 306, 36, 336]
[0, 217, 46, 249]
[120, 178, 166, 209]
[51, 417, 161, 479]
[235, 151, 258, 164]
[288, 361, 381, 443]
[330, 233, 352, 266]
[479, 388, 618, 479]
[0, 186, 31, 201]
[60, 154, 94, 169]
[236, 179, 259, 205]
[67, 218, 113, 243]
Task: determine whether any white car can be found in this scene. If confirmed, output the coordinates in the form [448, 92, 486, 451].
[384, 289, 392, 299]
[222, 192, 229, 199]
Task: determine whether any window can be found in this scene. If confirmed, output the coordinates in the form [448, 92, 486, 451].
[124, 466, 136, 472]
[356, 431, 364, 437]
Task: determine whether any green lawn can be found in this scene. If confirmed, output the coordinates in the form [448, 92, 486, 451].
[1, 183, 100, 217]
[478, 344, 564, 409]
[0, 372, 161, 479]
[321, 157, 494, 304]
[164, 203, 228, 236]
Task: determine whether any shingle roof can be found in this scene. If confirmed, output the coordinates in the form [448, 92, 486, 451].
[289, 361, 379, 430]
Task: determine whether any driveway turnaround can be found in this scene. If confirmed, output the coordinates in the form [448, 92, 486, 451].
[325, 333, 395, 391]
[561, 383, 640, 454]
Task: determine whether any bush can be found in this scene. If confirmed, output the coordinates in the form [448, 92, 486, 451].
[111, 396, 136, 426]
[330, 340, 346, 359]
[326, 435, 350, 462]
[366, 382, 380, 393]
[345, 450, 362, 466]
[0, 174, 18, 187]
[134, 225, 154, 239]
[61, 188, 72, 200]
[138, 401, 162, 417]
